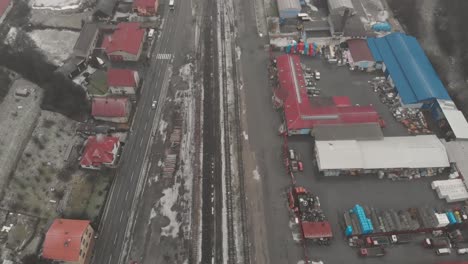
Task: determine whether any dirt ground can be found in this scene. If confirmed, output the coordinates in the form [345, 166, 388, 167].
[0, 78, 42, 199]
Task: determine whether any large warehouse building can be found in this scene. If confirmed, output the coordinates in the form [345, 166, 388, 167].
[274, 54, 383, 136]
[367, 33, 451, 108]
[315, 135, 450, 176]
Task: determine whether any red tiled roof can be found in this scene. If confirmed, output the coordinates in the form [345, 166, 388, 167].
[276, 54, 380, 132]
[133, 0, 156, 8]
[0, 0, 11, 17]
[301, 221, 333, 239]
[42, 219, 90, 262]
[347, 39, 374, 62]
[91, 97, 129, 117]
[102, 23, 145, 55]
[107, 68, 137, 87]
[80, 135, 119, 167]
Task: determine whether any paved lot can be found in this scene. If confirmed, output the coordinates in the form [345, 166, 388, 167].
[298, 56, 408, 137]
[239, 36, 465, 263]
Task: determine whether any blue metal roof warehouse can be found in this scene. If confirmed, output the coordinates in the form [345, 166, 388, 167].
[367, 33, 451, 105]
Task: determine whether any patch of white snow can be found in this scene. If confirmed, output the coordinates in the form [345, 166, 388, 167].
[158, 119, 168, 141]
[242, 131, 248, 141]
[159, 183, 181, 238]
[28, 29, 79, 66]
[32, 0, 82, 10]
[253, 167, 261, 181]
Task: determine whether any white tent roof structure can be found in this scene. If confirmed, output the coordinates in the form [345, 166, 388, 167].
[316, 135, 450, 170]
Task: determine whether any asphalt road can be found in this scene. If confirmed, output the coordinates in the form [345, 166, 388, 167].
[92, 2, 190, 263]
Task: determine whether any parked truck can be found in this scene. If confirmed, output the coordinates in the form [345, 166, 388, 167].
[424, 237, 451, 249]
[359, 247, 385, 257]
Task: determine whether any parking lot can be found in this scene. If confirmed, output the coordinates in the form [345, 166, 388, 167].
[286, 56, 466, 263]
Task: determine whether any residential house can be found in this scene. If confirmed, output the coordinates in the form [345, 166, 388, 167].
[80, 135, 120, 169]
[42, 219, 95, 264]
[0, 0, 12, 24]
[107, 68, 139, 95]
[133, 0, 159, 16]
[73, 23, 100, 59]
[91, 97, 131, 123]
[102, 22, 145, 62]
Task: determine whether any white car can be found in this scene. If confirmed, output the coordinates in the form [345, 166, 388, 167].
[151, 100, 157, 109]
[314, 70, 321, 80]
[457, 248, 468, 255]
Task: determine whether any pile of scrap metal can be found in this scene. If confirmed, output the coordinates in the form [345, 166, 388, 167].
[369, 77, 431, 135]
[289, 187, 333, 245]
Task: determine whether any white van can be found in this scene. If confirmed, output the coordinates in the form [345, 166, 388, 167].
[436, 248, 451, 256]
[169, 0, 175, 10]
[148, 29, 155, 39]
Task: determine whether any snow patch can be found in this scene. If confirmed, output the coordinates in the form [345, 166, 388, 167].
[4, 27, 17, 45]
[305, 0, 318, 12]
[235, 46, 241, 60]
[289, 220, 302, 242]
[158, 119, 168, 141]
[158, 159, 164, 167]
[242, 131, 248, 141]
[253, 167, 261, 181]
[149, 207, 157, 220]
[28, 29, 79, 66]
[159, 182, 181, 238]
[377, 10, 389, 22]
[31, 0, 82, 10]
[179, 63, 193, 82]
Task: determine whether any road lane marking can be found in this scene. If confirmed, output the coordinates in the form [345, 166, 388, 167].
[156, 53, 172, 60]
[136, 154, 140, 163]
[113, 233, 118, 245]
[120, 211, 124, 223]
[125, 190, 129, 201]
[131, 171, 135, 181]
[108, 255, 112, 264]
[144, 122, 148, 131]
[140, 137, 144, 147]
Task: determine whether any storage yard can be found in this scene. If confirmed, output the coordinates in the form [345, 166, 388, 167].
[255, 0, 468, 262]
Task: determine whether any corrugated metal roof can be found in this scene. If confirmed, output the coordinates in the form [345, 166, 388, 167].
[43, 219, 90, 262]
[276, 54, 380, 132]
[73, 23, 99, 57]
[347, 39, 373, 62]
[316, 135, 450, 170]
[442, 140, 468, 189]
[328, 0, 354, 11]
[107, 68, 137, 87]
[277, 0, 301, 11]
[92, 97, 129, 117]
[367, 33, 451, 105]
[94, 0, 118, 17]
[313, 123, 384, 141]
[302, 221, 333, 239]
[102, 22, 145, 55]
[437, 100, 468, 139]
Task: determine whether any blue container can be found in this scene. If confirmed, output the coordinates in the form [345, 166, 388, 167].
[372, 22, 392, 32]
[345, 226, 353, 236]
[446, 212, 456, 224]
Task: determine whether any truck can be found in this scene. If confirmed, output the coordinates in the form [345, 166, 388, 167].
[424, 237, 451, 249]
[392, 234, 412, 244]
[359, 247, 385, 257]
[371, 236, 391, 247]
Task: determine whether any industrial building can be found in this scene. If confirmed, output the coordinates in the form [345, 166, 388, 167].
[277, 0, 301, 19]
[367, 33, 451, 107]
[273, 54, 382, 135]
[315, 135, 450, 176]
[327, 0, 354, 16]
[346, 38, 375, 70]
[432, 99, 468, 140]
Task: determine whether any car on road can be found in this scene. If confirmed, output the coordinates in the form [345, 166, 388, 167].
[314, 70, 321, 80]
[152, 100, 157, 109]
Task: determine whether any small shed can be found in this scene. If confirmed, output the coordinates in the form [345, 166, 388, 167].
[277, 0, 301, 19]
[347, 39, 374, 69]
[73, 23, 100, 59]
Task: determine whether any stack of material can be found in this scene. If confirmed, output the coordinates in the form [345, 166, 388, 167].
[432, 179, 468, 203]
[434, 213, 450, 228]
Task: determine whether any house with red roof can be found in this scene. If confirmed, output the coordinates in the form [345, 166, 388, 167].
[347, 38, 375, 69]
[0, 0, 13, 24]
[133, 0, 159, 16]
[102, 22, 145, 62]
[108, 68, 140, 95]
[274, 54, 382, 136]
[80, 135, 120, 169]
[42, 219, 95, 264]
[91, 97, 131, 123]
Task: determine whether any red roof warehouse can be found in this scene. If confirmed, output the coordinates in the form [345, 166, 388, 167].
[301, 221, 333, 239]
[91, 97, 131, 123]
[274, 54, 381, 136]
[133, 0, 158, 16]
[80, 135, 120, 170]
[102, 22, 145, 62]
[42, 219, 95, 264]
